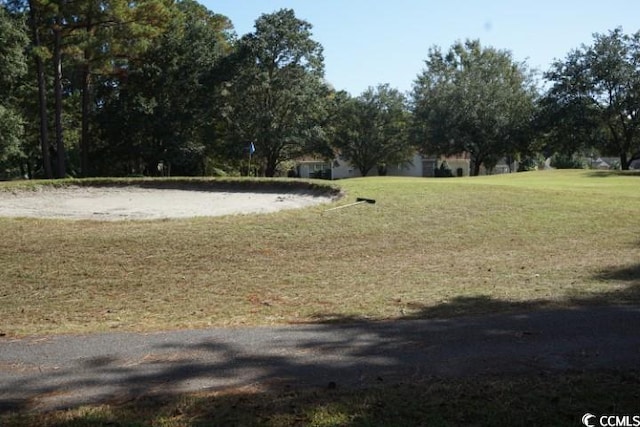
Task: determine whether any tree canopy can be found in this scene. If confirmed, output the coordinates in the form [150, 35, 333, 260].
[94, 0, 232, 176]
[2, 0, 639, 179]
[544, 28, 640, 169]
[0, 6, 28, 174]
[411, 40, 537, 175]
[219, 8, 330, 177]
[332, 84, 412, 176]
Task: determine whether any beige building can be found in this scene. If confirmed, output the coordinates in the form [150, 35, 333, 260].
[296, 152, 515, 179]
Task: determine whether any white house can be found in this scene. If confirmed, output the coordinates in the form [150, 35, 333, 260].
[296, 153, 424, 179]
[295, 152, 516, 179]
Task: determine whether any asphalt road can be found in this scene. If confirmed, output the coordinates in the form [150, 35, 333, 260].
[1, 305, 639, 413]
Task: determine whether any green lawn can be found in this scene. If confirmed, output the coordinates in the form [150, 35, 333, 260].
[1, 170, 639, 425]
[0, 170, 638, 336]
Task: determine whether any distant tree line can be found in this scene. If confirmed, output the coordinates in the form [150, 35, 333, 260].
[1, 1, 639, 179]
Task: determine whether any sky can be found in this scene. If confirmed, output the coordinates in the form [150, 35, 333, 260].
[199, 0, 640, 96]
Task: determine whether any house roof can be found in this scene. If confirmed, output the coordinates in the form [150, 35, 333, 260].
[297, 159, 329, 165]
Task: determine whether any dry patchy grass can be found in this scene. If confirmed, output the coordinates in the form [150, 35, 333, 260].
[2, 371, 638, 426]
[0, 170, 638, 336]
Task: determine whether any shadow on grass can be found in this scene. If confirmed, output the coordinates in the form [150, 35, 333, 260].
[4, 371, 639, 426]
[313, 262, 640, 323]
[1, 263, 639, 426]
[585, 170, 640, 177]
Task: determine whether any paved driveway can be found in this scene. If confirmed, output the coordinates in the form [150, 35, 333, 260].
[1, 306, 639, 413]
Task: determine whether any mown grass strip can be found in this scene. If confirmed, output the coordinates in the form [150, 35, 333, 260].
[0, 170, 638, 336]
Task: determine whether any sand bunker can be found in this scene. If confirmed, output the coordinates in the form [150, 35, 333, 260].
[0, 186, 333, 220]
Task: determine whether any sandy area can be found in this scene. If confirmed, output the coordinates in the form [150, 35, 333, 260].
[0, 186, 333, 221]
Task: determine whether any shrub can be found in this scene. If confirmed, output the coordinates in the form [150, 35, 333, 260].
[518, 157, 539, 172]
[434, 161, 454, 177]
[550, 154, 586, 169]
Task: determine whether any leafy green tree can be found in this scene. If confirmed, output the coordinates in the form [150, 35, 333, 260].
[3, 0, 55, 178]
[0, 5, 26, 103]
[95, 0, 232, 176]
[220, 8, 329, 177]
[535, 89, 603, 158]
[3, 0, 170, 177]
[62, 0, 172, 176]
[0, 6, 28, 173]
[545, 28, 640, 169]
[412, 40, 537, 176]
[332, 84, 412, 176]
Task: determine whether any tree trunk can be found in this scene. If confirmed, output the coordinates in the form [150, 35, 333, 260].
[28, 0, 52, 179]
[80, 62, 91, 176]
[358, 165, 372, 177]
[620, 151, 629, 170]
[35, 55, 53, 178]
[264, 161, 276, 177]
[53, 21, 66, 178]
[79, 7, 95, 177]
[471, 158, 482, 176]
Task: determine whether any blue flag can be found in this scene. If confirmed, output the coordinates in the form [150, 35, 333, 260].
[249, 142, 255, 155]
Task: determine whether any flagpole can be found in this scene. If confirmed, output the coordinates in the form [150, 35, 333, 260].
[248, 142, 255, 176]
